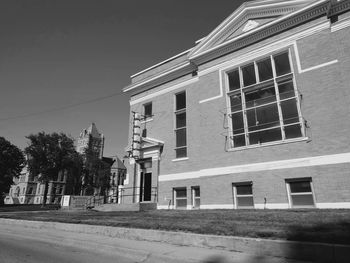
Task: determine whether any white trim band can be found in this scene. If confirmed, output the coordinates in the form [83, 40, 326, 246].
[159, 152, 350, 182]
[130, 77, 198, 105]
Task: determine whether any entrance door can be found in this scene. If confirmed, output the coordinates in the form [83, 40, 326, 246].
[143, 172, 152, 201]
[140, 172, 152, 202]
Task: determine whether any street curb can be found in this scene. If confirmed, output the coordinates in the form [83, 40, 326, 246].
[0, 218, 348, 263]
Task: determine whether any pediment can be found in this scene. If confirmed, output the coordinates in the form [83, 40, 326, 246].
[188, 0, 314, 59]
[140, 137, 164, 149]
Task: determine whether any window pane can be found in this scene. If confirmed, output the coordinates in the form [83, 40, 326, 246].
[237, 197, 254, 208]
[278, 81, 295, 100]
[290, 181, 312, 193]
[176, 147, 187, 158]
[233, 135, 246, 147]
[176, 112, 186, 128]
[257, 58, 273, 81]
[176, 92, 186, 110]
[230, 95, 242, 112]
[247, 103, 280, 131]
[176, 188, 187, 198]
[194, 188, 200, 197]
[242, 63, 256, 86]
[236, 184, 252, 195]
[176, 128, 186, 147]
[176, 199, 187, 208]
[274, 52, 291, 76]
[291, 194, 314, 206]
[249, 128, 282, 145]
[245, 86, 276, 108]
[231, 112, 244, 134]
[228, 69, 240, 91]
[144, 103, 152, 118]
[281, 99, 299, 124]
[285, 124, 302, 139]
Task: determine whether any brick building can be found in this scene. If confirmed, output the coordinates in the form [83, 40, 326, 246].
[4, 166, 67, 205]
[122, 0, 350, 209]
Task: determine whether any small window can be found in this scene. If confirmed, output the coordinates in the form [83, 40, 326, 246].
[191, 186, 200, 209]
[174, 188, 187, 209]
[176, 92, 186, 111]
[287, 179, 315, 208]
[233, 183, 254, 209]
[143, 102, 152, 119]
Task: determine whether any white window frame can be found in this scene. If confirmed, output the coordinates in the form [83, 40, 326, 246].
[191, 186, 200, 209]
[286, 178, 315, 208]
[174, 91, 187, 159]
[225, 48, 305, 150]
[173, 187, 187, 209]
[233, 182, 254, 209]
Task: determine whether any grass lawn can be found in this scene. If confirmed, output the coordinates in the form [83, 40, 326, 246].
[0, 209, 349, 245]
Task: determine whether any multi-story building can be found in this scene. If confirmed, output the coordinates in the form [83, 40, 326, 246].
[122, 0, 350, 210]
[4, 166, 67, 205]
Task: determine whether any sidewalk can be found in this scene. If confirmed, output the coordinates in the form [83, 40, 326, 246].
[1, 218, 348, 262]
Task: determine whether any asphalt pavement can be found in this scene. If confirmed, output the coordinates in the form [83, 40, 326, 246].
[0, 223, 310, 263]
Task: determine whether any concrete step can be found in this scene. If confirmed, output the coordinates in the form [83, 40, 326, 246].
[92, 202, 157, 212]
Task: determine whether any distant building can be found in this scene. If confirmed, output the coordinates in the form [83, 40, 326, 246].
[107, 157, 127, 203]
[76, 123, 104, 159]
[4, 166, 67, 205]
[122, 0, 350, 210]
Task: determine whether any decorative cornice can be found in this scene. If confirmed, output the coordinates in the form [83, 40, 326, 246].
[191, 1, 330, 66]
[328, 0, 350, 17]
[213, 7, 298, 47]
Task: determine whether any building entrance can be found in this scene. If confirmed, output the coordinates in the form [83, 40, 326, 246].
[139, 159, 152, 202]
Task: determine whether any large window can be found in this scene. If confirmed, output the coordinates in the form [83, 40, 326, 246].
[286, 178, 315, 208]
[233, 182, 254, 209]
[174, 92, 187, 158]
[174, 188, 187, 209]
[226, 50, 304, 148]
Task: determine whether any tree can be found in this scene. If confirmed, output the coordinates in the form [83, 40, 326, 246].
[81, 147, 106, 196]
[0, 137, 25, 204]
[25, 132, 80, 205]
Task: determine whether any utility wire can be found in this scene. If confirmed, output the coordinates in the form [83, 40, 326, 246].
[0, 90, 125, 122]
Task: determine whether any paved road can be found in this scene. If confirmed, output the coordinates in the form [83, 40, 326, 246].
[0, 223, 309, 263]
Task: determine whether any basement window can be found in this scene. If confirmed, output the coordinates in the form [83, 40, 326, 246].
[286, 178, 315, 208]
[233, 182, 254, 209]
[191, 186, 200, 209]
[174, 188, 187, 209]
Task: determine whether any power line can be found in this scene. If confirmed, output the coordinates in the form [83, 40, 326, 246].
[0, 90, 125, 122]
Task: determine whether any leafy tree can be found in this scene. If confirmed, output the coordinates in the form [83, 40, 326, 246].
[0, 137, 25, 204]
[25, 132, 80, 205]
[81, 147, 106, 196]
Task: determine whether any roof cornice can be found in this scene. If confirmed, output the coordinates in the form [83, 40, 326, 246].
[123, 62, 196, 94]
[189, 0, 330, 66]
[327, 0, 350, 18]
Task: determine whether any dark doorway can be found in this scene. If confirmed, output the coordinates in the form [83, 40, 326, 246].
[140, 172, 152, 202]
[143, 172, 152, 201]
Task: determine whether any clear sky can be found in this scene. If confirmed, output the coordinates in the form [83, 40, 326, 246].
[0, 0, 247, 158]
